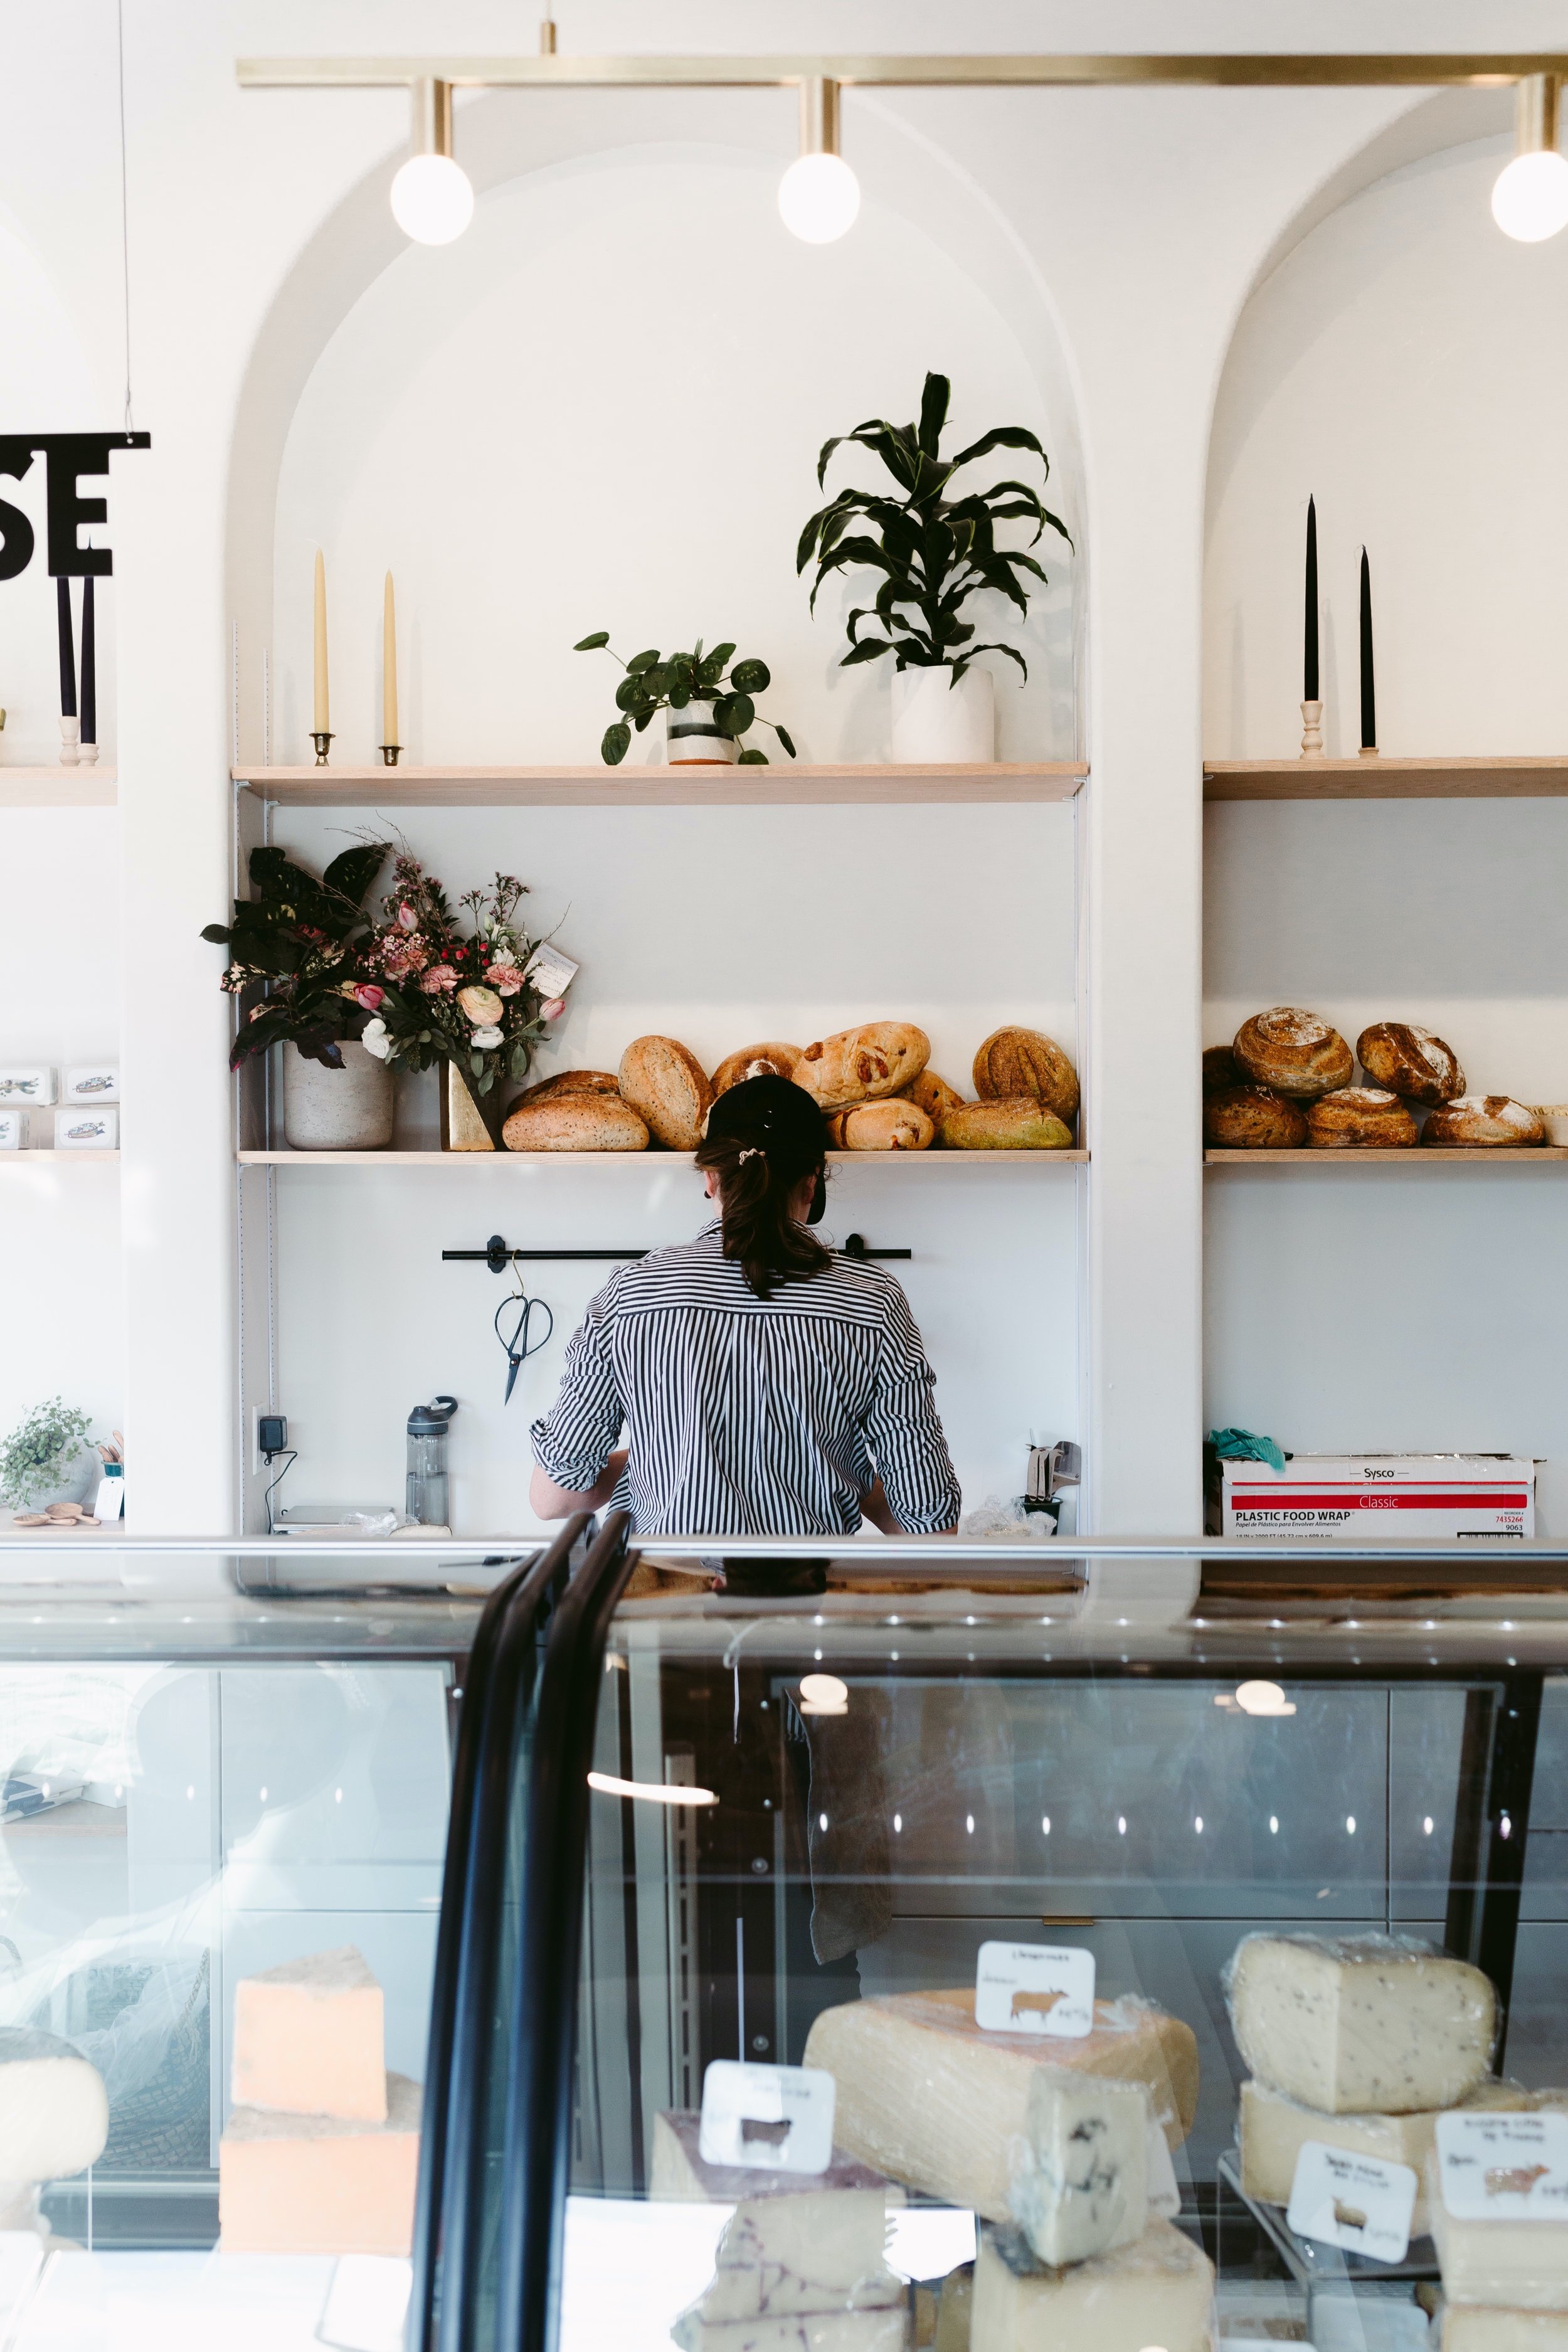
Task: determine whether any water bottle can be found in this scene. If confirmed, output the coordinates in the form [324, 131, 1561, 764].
[406, 1396, 458, 1526]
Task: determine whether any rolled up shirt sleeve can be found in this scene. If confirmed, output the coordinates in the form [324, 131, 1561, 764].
[530, 1276, 627, 1493]
[863, 1285, 962, 1534]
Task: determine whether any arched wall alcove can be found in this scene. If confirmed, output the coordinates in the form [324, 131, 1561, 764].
[1201, 106, 1568, 1530]
[225, 93, 1091, 1533]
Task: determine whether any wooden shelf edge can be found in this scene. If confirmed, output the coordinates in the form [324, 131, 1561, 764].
[1204, 755, 1568, 802]
[1205, 1147, 1568, 1164]
[238, 1147, 1091, 1167]
[0, 769, 118, 807]
[233, 760, 1087, 809]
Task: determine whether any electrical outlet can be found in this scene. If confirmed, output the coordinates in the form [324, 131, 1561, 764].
[252, 1409, 288, 1471]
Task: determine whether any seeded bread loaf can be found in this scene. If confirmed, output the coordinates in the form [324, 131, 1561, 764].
[1356, 1022, 1465, 1106]
[1204, 1086, 1306, 1150]
[1233, 1009, 1353, 1099]
[503, 1093, 649, 1152]
[618, 1037, 713, 1151]
[829, 1100, 935, 1151]
[1423, 1096, 1545, 1147]
[972, 1027, 1079, 1123]
[1202, 1046, 1244, 1094]
[711, 1042, 802, 1096]
[940, 1099, 1074, 1151]
[1306, 1088, 1419, 1148]
[796, 1024, 931, 1113]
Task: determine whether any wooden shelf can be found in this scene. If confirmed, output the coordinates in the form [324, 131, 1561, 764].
[233, 761, 1087, 809]
[0, 768, 117, 807]
[1205, 1147, 1568, 1165]
[239, 1148, 1089, 1167]
[1204, 756, 1568, 802]
[0, 1150, 119, 1165]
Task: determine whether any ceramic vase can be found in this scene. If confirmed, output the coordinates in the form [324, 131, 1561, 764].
[664, 699, 740, 766]
[891, 664, 995, 763]
[282, 1041, 394, 1150]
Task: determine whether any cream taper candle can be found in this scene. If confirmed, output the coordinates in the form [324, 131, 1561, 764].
[383, 571, 398, 746]
[313, 549, 329, 733]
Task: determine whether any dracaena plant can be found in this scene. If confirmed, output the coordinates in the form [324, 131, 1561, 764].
[796, 370, 1072, 682]
[202, 842, 391, 1070]
[574, 634, 797, 766]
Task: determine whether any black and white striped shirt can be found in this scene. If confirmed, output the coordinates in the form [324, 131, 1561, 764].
[530, 1222, 961, 1537]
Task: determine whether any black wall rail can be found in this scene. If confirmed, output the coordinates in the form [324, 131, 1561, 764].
[443, 1230, 910, 1271]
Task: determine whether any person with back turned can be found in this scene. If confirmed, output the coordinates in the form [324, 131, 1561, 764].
[528, 1074, 960, 1539]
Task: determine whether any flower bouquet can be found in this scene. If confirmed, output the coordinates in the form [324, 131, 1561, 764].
[203, 842, 391, 1067]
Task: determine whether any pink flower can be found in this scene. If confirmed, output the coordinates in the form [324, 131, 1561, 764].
[396, 901, 419, 933]
[352, 983, 384, 1012]
[541, 997, 565, 1021]
[486, 963, 526, 997]
[458, 984, 504, 1026]
[420, 963, 458, 995]
[378, 936, 429, 981]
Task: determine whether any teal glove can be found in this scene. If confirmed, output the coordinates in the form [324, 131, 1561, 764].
[1207, 1426, 1286, 1473]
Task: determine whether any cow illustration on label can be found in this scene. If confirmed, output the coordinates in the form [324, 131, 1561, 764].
[1010, 1988, 1066, 2026]
[1332, 2199, 1369, 2230]
[1486, 2164, 1551, 2196]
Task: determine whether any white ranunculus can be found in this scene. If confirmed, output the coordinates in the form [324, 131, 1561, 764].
[361, 1018, 391, 1061]
[470, 1025, 504, 1049]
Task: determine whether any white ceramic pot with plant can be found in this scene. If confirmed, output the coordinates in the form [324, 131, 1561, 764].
[797, 368, 1073, 763]
[282, 1040, 395, 1150]
[575, 635, 798, 769]
[0, 1399, 95, 1515]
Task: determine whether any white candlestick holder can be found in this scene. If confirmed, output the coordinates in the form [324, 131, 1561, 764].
[1300, 699, 1323, 759]
[58, 716, 80, 766]
[78, 738, 98, 766]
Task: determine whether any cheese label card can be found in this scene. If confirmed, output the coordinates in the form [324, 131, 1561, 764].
[698, 2061, 835, 2174]
[524, 945, 580, 999]
[1436, 2109, 1568, 2220]
[974, 1941, 1095, 2037]
[1147, 2116, 1182, 2219]
[1286, 2143, 1416, 2263]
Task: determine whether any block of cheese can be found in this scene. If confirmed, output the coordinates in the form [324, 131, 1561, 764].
[670, 2312, 906, 2352]
[232, 1945, 387, 2122]
[1005, 2067, 1147, 2266]
[970, 2217, 1214, 2352]
[218, 2069, 418, 2253]
[0, 2028, 109, 2180]
[1444, 2313, 1568, 2349]
[935, 2265, 973, 2352]
[678, 2191, 903, 2325]
[650, 2111, 903, 2206]
[1227, 1934, 1495, 2114]
[1240, 2077, 1536, 2235]
[1429, 2157, 1568, 2312]
[802, 1991, 1197, 2225]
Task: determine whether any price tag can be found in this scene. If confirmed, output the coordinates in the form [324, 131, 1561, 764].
[974, 1941, 1094, 2037]
[1146, 2119, 1181, 2219]
[524, 945, 580, 999]
[1436, 2109, 1568, 2220]
[1286, 2143, 1417, 2264]
[698, 2060, 836, 2174]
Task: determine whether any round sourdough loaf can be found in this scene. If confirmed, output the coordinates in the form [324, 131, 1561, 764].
[1203, 1046, 1244, 1094]
[906, 1069, 965, 1123]
[618, 1037, 712, 1150]
[972, 1026, 1079, 1121]
[1204, 1086, 1307, 1150]
[1356, 1022, 1465, 1105]
[1423, 1095, 1545, 1146]
[829, 1099, 934, 1151]
[711, 1041, 802, 1096]
[508, 1068, 620, 1111]
[1233, 1008, 1353, 1098]
[796, 1023, 930, 1112]
[1306, 1088, 1419, 1148]
[503, 1093, 649, 1152]
[939, 1098, 1074, 1150]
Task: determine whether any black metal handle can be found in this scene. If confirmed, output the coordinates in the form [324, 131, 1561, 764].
[443, 1231, 911, 1270]
[841, 1232, 911, 1260]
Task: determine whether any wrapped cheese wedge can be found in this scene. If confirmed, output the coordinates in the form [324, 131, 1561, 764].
[970, 2218, 1214, 2352]
[1226, 1932, 1496, 2115]
[1239, 2076, 1535, 2236]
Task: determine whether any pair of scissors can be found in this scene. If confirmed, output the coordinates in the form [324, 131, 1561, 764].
[494, 1259, 553, 1404]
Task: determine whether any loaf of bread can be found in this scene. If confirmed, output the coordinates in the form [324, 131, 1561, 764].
[1356, 1023, 1465, 1105]
[1204, 1086, 1307, 1150]
[1306, 1088, 1419, 1148]
[906, 1069, 965, 1123]
[710, 1042, 802, 1096]
[1423, 1095, 1545, 1147]
[829, 1100, 935, 1151]
[618, 1037, 712, 1151]
[972, 1027, 1079, 1122]
[795, 1024, 930, 1112]
[509, 1068, 620, 1111]
[503, 1093, 649, 1152]
[1232, 1009, 1353, 1099]
[939, 1099, 1074, 1150]
[1202, 1046, 1243, 1094]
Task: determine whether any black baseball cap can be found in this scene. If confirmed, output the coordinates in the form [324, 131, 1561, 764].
[704, 1074, 827, 1164]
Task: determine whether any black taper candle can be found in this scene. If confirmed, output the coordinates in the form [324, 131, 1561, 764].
[1303, 495, 1319, 701]
[56, 576, 77, 719]
[80, 574, 96, 745]
[1359, 546, 1376, 751]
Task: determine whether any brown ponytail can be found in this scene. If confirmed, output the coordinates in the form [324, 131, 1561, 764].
[696, 1081, 833, 1300]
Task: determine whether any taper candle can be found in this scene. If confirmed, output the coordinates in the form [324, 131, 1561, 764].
[80, 573, 96, 747]
[1303, 495, 1319, 702]
[1359, 546, 1377, 753]
[312, 549, 329, 732]
[382, 571, 398, 746]
[56, 577, 77, 718]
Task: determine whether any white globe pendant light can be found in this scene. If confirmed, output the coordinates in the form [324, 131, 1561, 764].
[392, 78, 475, 246]
[1493, 73, 1568, 243]
[779, 77, 861, 244]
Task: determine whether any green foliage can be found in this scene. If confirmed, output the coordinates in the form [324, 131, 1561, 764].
[0, 1398, 92, 1508]
[575, 635, 798, 766]
[795, 369, 1073, 682]
[201, 842, 391, 1072]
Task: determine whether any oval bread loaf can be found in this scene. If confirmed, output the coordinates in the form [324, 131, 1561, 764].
[906, 1069, 965, 1123]
[711, 1041, 801, 1096]
[618, 1036, 713, 1150]
[504, 1093, 649, 1152]
[1423, 1095, 1545, 1147]
[940, 1098, 1074, 1151]
[1203, 1046, 1244, 1095]
[1204, 1086, 1306, 1150]
[1356, 1022, 1465, 1105]
[796, 1022, 930, 1112]
[972, 1026, 1079, 1122]
[509, 1068, 620, 1111]
[1306, 1088, 1419, 1148]
[830, 1100, 934, 1152]
[1233, 1007, 1353, 1099]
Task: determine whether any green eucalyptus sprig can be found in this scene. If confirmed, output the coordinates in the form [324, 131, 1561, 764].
[796, 370, 1073, 682]
[574, 634, 798, 766]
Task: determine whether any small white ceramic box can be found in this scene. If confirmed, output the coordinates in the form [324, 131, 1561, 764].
[0, 1066, 55, 1106]
[63, 1063, 119, 1105]
[0, 1111, 24, 1150]
[54, 1106, 117, 1150]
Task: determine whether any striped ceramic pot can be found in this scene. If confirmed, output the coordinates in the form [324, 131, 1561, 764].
[664, 698, 740, 766]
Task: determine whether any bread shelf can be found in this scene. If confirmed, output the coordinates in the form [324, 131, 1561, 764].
[0, 768, 117, 807]
[232, 761, 1087, 809]
[1205, 1147, 1568, 1165]
[238, 1148, 1089, 1167]
[1204, 755, 1568, 802]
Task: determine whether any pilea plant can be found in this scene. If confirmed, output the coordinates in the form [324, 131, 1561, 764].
[797, 370, 1072, 682]
[575, 634, 797, 765]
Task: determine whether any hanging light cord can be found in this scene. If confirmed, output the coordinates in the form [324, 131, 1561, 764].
[117, 0, 134, 429]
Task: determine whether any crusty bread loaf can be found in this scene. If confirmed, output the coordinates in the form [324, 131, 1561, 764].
[939, 1098, 1074, 1151]
[829, 1100, 935, 1152]
[1356, 1022, 1465, 1106]
[972, 1027, 1079, 1121]
[1306, 1087, 1419, 1148]
[905, 1069, 965, 1123]
[1204, 1086, 1307, 1150]
[618, 1036, 712, 1151]
[1423, 1095, 1545, 1147]
[795, 1023, 930, 1112]
[1233, 1008, 1353, 1099]
[509, 1068, 620, 1111]
[711, 1041, 802, 1096]
[504, 1093, 649, 1152]
[1202, 1046, 1244, 1095]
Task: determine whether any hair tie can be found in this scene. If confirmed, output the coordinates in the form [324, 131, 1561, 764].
[737, 1146, 765, 1165]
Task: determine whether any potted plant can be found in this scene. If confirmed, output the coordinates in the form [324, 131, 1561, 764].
[796, 370, 1072, 762]
[0, 1399, 93, 1513]
[574, 635, 797, 768]
[203, 843, 396, 1150]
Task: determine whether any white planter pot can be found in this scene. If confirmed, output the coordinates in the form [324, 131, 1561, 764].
[283, 1041, 395, 1150]
[14, 1448, 95, 1512]
[890, 664, 995, 764]
[664, 699, 740, 766]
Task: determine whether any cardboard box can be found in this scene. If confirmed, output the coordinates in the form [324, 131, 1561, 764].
[1217, 1454, 1535, 1541]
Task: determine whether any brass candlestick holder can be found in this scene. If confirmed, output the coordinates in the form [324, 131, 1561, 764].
[379, 743, 401, 766]
[310, 730, 333, 766]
